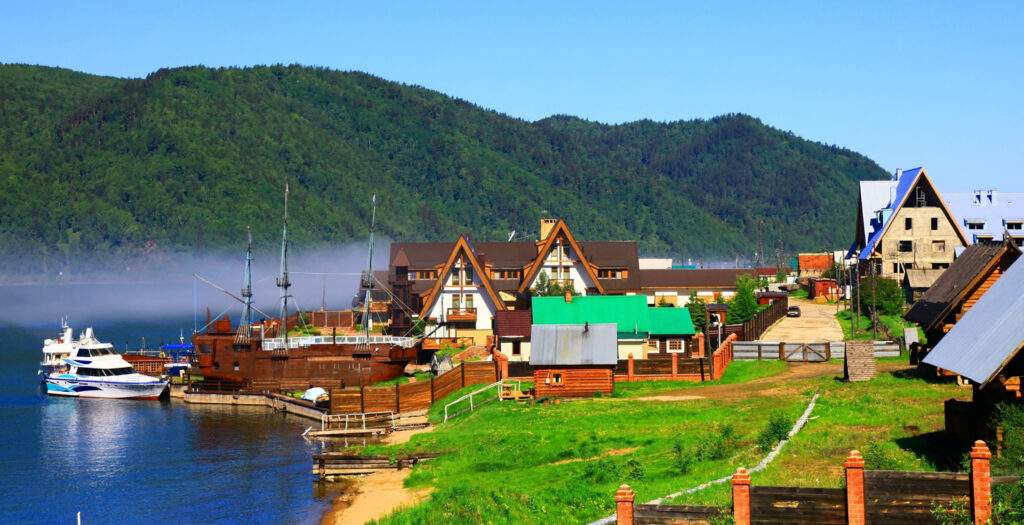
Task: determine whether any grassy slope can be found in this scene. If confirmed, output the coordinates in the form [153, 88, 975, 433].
[356, 361, 967, 523]
[836, 309, 926, 343]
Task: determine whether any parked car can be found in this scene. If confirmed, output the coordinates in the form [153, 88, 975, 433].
[787, 306, 801, 317]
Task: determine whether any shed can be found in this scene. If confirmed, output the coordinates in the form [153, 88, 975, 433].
[530, 323, 617, 397]
[807, 278, 838, 300]
[923, 256, 1024, 406]
[756, 291, 789, 306]
[494, 310, 533, 361]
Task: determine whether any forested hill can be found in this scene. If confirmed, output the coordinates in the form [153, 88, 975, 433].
[0, 64, 887, 280]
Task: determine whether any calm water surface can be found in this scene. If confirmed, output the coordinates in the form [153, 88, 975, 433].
[0, 319, 343, 525]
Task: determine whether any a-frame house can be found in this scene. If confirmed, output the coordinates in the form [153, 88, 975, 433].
[518, 219, 606, 296]
[417, 235, 507, 345]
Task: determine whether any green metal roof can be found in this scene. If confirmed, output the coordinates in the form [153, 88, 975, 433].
[532, 295, 695, 336]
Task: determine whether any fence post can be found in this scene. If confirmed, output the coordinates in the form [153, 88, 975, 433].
[970, 440, 992, 524]
[461, 362, 466, 387]
[614, 484, 635, 525]
[430, 375, 435, 404]
[779, 342, 786, 361]
[395, 384, 401, 414]
[731, 467, 751, 525]
[671, 353, 678, 380]
[845, 450, 866, 525]
[696, 332, 705, 357]
[627, 354, 634, 383]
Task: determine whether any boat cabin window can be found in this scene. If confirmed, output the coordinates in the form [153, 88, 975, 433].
[77, 367, 133, 376]
[77, 348, 114, 357]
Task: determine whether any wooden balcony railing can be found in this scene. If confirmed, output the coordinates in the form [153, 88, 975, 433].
[447, 307, 478, 322]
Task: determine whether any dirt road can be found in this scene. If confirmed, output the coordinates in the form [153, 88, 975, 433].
[759, 298, 844, 342]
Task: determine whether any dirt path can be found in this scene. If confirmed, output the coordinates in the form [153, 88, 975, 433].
[759, 298, 844, 342]
[323, 421, 435, 525]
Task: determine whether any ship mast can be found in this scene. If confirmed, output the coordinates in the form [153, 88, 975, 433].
[276, 183, 292, 350]
[363, 194, 377, 344]
[236, 227, 254, 342]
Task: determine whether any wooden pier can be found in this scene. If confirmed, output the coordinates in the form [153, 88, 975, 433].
[313, 452, 440, 479]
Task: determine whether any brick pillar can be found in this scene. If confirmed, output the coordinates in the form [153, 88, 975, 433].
[845, 450, 866, 525]
[627, 353, 634, 383]
[671, 353, 678, 380]
[696, 333, 705, 357]
[732, 467, 751, 525]
[970, 440, 992, 524]
[615, 484, 635, 525]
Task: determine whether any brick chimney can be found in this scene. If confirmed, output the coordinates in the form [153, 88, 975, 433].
[540, 219, 558, 241]
[564, 290, 572, 303]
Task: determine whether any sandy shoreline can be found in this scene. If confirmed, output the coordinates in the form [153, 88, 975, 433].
[321, 420, 436, 525]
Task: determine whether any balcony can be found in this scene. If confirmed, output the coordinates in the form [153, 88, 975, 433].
[446, 307, 478, 322]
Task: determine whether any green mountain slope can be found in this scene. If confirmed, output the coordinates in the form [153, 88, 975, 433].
[0, 64, 886, 279]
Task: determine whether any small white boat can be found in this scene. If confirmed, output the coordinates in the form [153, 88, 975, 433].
[39, 319, 76, 376]
[45, 345, 168, 400]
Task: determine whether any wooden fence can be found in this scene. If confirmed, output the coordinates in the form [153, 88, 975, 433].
[732, 341, 901, 362]
[741, 298, 789, 341]
[611, 441, 1018, 525]
[328, 360, 498, 415]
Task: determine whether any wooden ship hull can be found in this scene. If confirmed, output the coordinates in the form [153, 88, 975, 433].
[193, 316, 418, 389]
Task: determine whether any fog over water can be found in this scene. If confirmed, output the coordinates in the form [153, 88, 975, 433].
[0, 243, 385, 328]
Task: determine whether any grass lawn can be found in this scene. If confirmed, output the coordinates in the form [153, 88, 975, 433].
[611, 360, 790, 398]
[836, 309, 925, 343]
[371, 371, 435, 387]
[353, 360, 969, 524]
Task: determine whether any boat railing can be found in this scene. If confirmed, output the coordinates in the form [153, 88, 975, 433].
[261, 335, 418, 351]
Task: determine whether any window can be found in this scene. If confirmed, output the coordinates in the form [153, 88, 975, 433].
[492, 270, 521, 280]
[198, 344, 212, 354]
[967, 221, 985, 230]
[933, 240, 945, 253]
[892, 263, 901, 273]
[1017, 238, 1024, 248]
[598, 269, 625, 279]
[932, 263, 950, 269]
[552, 373, 563, 385]
[233, 362, 240, 371]
[904, 263, 914, 270]
[213, 361, 220, 371]
[465, 295, 474, 309]
[669, 340, 683, 352]
[463, 267, 473, 284]
[931, 217, 939, 230]
[452, 296, 460, 310]
[511, 341, 521, 356]
[905, 218, 912, 230]
[1006, 221, 1023, 231]
[898, 240, 913, 252]
[976, 235, 994, 244]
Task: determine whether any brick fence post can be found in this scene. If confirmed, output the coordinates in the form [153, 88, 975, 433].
[671, 352, 678, 380]
[845, 450, 866, 525]
[970, 440, 992, 524]
[627, 353, 634, 383]
[615, 484, 635, 525]
[732, 467, 751, 525]
[696, 332, 705, 357]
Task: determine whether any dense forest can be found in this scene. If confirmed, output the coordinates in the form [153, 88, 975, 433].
[0, 64, 888, 281]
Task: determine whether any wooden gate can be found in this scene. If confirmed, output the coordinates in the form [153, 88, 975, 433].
[783, 343, 829, 362]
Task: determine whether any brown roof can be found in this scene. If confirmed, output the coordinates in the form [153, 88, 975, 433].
[579, 241, 641, 291]
[798, 254, 831, 271]
[904, 242, 1021, 329]
[495, 310, 533, 338]
[904, 269, 944, 289]
[638, 268, 754, 289]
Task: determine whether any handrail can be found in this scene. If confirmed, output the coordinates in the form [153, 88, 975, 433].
[262, 334, 418, 350]
[321, 410, 395, 432]
[443, 380, 503, 422]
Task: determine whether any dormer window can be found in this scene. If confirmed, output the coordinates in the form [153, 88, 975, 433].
[966, 220, 985, 231]
[1005, 221, 1023, 231]
[598, 269, 626, 279]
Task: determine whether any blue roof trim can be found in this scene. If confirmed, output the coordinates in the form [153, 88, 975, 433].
[858, 168, 923, 258]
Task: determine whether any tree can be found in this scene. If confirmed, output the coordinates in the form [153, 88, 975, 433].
[775, 267, 787, 283]
[687, 290, 707, 333]
[727, 274, 759, 324]
[531, 270, 577, 297]
[854, 276, 903, 316]
[657, 297, 671, 307]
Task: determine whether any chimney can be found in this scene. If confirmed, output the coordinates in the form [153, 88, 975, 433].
[564, 290, 572, 303]
[990, 189, 999, 205]
[974, 189, 984, 206]
[894, 168, 902, 181]
[540, 219, 558, 241]
[477, 253, 487, 269]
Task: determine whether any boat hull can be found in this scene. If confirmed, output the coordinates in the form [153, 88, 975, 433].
[44, 377, 168, 400]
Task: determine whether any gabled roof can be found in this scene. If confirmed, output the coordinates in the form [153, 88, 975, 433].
[417, 235, 506, 319]
[646, 307, 696, 336]
[529, 323, 618, 366]
[904, 241, 1021, 330]
[858, 168, 969, 260]
[518, 219, 605, 294]
[923, 256, 1024, 385]
[798, 254, 831, 271]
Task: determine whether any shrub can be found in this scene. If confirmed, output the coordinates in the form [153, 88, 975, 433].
[757, 413, 792, 451]
[861, 442, 902, 470]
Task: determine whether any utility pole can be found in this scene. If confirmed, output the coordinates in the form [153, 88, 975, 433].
[870, 261, 877, 340]
[756, 220, 764, 271]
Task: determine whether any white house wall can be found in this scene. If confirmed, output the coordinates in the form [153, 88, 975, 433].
[528, 242, 598, 294]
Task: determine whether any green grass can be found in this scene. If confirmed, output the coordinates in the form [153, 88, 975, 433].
[836, 309, 925, 343]
[611, 360, 790, 398]
[790, 288, 809, 298]
[371, 372, 435, 387]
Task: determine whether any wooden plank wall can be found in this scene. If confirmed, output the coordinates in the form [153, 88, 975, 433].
[634, 503, 725, 524]
[328, 361, 498, 415]
[534, 367, 613, 398]
[463, 361, 498, 385]
[864, 470, 969, 521]
[329, 388, 362, 413]
[432, 365, 463, 401]
[362, 385, 398, 413]
[750, 486, 845, 524]
[398, 380, 431, 413]
[507, 361, 533, 378]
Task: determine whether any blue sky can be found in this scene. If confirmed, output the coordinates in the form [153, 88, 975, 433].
[3, 1, 1022, 191]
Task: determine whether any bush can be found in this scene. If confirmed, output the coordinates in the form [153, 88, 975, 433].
[861, 442, 903, 470]
[854, 276, 904, 316]
[757, 413, 792, 451]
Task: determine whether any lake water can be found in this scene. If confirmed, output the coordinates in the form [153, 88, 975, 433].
[0, 316, 344, 525]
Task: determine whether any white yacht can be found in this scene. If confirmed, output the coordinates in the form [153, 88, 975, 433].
[44, 345, 168, 399]
[40, 323, 115, 376]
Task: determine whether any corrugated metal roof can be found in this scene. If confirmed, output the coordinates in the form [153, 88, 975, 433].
[922, 256, 1024, 384]
[529, 323, 618, 366]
